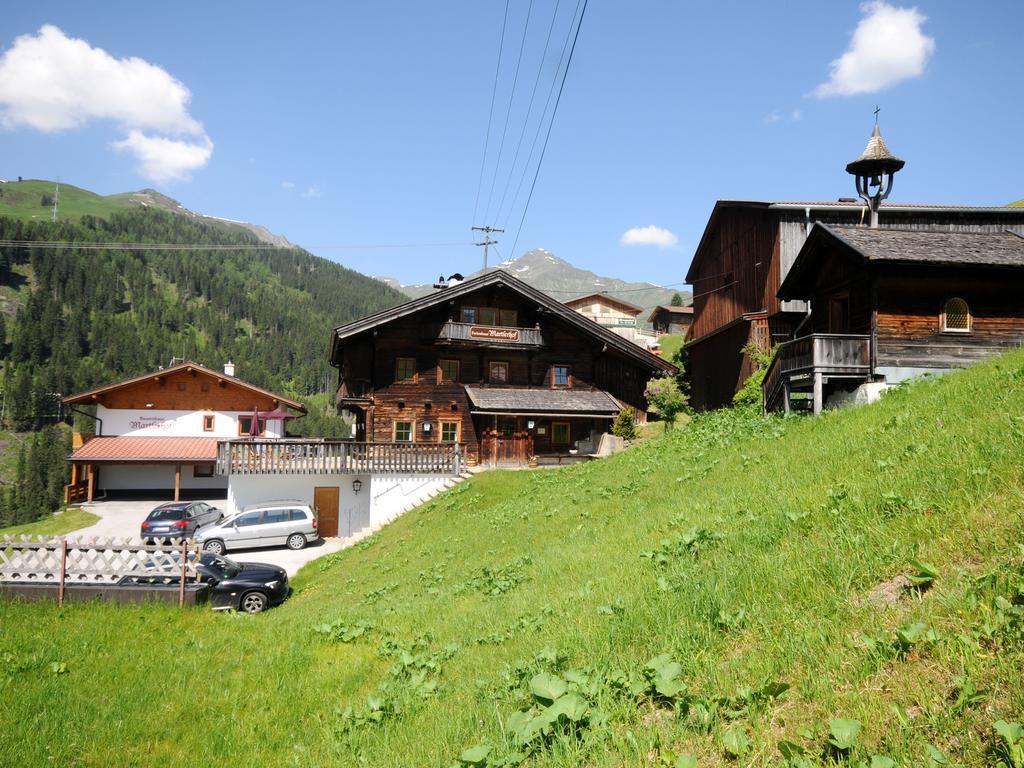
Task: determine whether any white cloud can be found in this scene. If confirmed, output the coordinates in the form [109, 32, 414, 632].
[764, 111, 782, 124]
[620, 225, 678, 248]
[281, 181, 296, 191]
[814, 1, 935, 97]
[112, 131, 213, 182]
[301, 185, 322, 199]
[791, 108, 803, 122]
[0, 25, 212, 181]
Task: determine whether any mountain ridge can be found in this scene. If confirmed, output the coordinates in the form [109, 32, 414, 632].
[375, 248, 689, 321]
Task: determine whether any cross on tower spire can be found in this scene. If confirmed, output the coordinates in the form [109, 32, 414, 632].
[874, 105, 881, 122]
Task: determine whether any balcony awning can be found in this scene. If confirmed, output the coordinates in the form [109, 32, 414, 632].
[69, 437, 219, 463]
[464, 387, 621, 418]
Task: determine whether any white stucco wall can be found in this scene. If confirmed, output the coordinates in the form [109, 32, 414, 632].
[225, 472, 453, 538]
[98, 464, 228, 492]
[96, 407, 283, 439]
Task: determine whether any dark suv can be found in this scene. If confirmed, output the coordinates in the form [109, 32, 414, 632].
[141, 501, 222, 543]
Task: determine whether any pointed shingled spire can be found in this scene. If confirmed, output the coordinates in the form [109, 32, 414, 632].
[846, 121, 905, 176]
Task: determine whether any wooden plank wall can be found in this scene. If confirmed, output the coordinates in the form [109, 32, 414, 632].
[96, 369, 279, 411]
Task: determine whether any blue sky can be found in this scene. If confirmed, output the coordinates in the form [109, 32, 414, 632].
[2, 1, 1022, 287]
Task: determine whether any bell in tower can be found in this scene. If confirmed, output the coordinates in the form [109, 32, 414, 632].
[846, 112, 905, 228]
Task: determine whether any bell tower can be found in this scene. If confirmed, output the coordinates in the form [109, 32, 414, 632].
[846, 111, 905, 228]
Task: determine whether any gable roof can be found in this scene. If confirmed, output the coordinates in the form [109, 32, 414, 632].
[648, 305, 694, 321]
[685, 199, 1024, 283]
[563, 292, 644, 315]
[464, 386, 621, 416]
[69, 436, 219, 463]
[778, 224, 1024, 300]
[62, 361, 306, 412]
[329, 269, 675, 373]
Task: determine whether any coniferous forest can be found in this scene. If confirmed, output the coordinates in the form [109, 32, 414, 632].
[0, 207, 406, 526]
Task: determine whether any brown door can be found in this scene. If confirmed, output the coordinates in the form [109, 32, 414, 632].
[314, 486, 340, 538]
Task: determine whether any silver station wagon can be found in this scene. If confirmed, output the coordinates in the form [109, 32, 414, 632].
[194, 500, 318, 554]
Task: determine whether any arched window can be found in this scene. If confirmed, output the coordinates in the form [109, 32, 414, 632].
[942, 297, 971, 333]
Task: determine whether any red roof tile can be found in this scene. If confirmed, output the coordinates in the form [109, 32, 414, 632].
[70, 437, 219, 463]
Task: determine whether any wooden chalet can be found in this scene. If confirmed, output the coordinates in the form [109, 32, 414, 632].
[763, 225, 1024, 413]
[685, 122, 1024, 410]
[328, 270, 676, 464]
[648, 305, 693, 337]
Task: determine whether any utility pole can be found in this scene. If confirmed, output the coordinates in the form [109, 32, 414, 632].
[51, 179, 60, 223]
[472, 225, 503, 272]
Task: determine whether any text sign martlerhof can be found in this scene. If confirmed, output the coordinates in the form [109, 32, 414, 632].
[469, 325, 521, 342]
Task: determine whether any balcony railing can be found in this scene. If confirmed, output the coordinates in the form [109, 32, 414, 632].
[763, 333, 872, 413]
[216, 439, 462, 476]
[427, 320, 546, 347]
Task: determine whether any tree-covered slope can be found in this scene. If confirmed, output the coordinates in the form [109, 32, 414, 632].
[0, 206, 406, 427]
[2, 353, 1023, 767]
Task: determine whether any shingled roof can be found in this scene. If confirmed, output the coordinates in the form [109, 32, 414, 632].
[464, 386, 621, 416]
[779, 224, 1024, 299]
[328, 270, 676, 373]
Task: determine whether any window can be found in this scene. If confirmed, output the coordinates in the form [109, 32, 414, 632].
[440, 421, 459, 443]
[394, 421, 413, 442]
[289, 509, 309, 522]
[552, 365, 571, 387]
[395, 357, 417, 382]
[176, 382, 187, 391]
[235, 512, 262, 527]
[193, 464, 215, 478]
[499, 309, 518, 327]
[461, 306, 477, 324]
[202, 414, 215, 432]
[942, 297, 971, 333]
[263, 509, 289, 524]
[489, 361, 510, 384]
[438, 358, 460, 383]
[479, 308, 497, 326]
[552, 422, 571, 446]
[238, 416, 266, 436]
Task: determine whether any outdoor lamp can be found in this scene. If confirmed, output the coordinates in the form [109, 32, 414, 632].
[423, 421, 432, 433]
[352, 479, 362, 495]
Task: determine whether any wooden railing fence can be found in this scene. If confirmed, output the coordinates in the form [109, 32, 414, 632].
[216, 440, 462, 476]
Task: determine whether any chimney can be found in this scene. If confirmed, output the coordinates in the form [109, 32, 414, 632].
[224, 361, 235, 377]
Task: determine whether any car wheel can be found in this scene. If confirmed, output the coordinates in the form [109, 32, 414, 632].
[286, 533, 307, 551]
[240, 591, 268, 614]
[203, 539, 226, 555]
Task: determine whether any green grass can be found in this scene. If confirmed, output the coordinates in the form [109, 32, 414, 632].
[0, 509, 99, 538]
[0, 179, 131, 222]
[3, 354, 1024, 767]
[658, 333, 684, 360]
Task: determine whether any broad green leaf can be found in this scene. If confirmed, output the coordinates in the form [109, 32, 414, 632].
[759, 680, 790, 699]
[994, 720, 1024, 746]
[646, 654, 682, 681]
[548, 692, 589, 722]
[828, 718, 861, 751]
[458, 744, 492, 765]
[654, 676, 685, 699]
[925, 743, 949, 766]
[529, 672, 567, 703]
[778, 740, 806, 760]
[676, 755, 698, 768]
[723, 727, 749, 758]
[870, 756, 896, 768]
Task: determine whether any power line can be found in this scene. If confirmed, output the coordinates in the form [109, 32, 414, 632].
[482, 0, 534, 225]
[471, 0, 511, 228]
[493, 0, 563, 225]
[508, 0, 588, 255]
[0, 240, 474, 251]
[501, 0, 583, 232]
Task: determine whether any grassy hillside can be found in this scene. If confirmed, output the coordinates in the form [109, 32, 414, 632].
[2, 355, 1024, 767]
[0, 179, 132, 221]
[0, 509, 98, 538]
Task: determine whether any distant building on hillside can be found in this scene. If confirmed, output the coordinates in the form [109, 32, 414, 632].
[648, 305, 694, 337]
[685, 120, 1024, 411]
[562, 292, 657, 348]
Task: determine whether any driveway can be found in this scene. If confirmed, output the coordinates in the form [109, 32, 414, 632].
[73, 498, 351, 577]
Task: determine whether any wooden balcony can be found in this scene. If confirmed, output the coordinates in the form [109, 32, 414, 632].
[215, 439, 462, 476]
[426, 321, 546, 348]
[763, 334, 872, 415]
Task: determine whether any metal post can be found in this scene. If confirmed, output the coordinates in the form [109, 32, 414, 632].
[178, 539, 187, 608]
[58, 539, 68, 607]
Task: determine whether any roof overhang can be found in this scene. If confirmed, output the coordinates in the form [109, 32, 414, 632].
[62, 361, 306, 413]
[68, 436, 220, 463]
[328, 270, 676, 375]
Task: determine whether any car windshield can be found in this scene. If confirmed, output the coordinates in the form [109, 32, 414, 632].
[200, 553, 242, 578]
[148, 506, 186, 521]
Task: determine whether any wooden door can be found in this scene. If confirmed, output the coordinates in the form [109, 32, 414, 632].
[314, 486, 340, 538]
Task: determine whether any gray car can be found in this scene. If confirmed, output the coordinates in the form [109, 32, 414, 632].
[194, 500, 318, 554]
